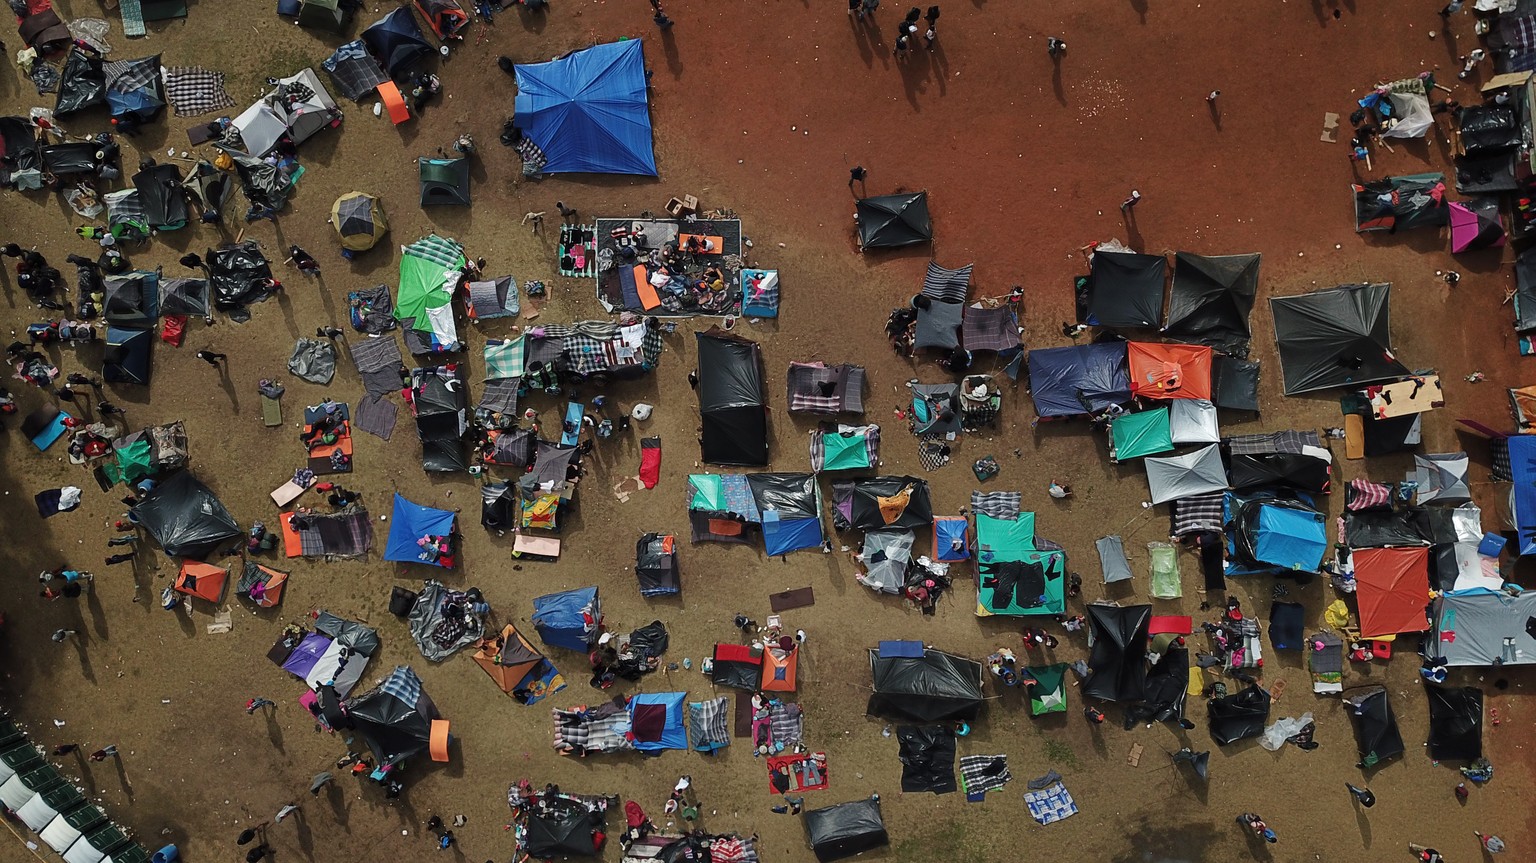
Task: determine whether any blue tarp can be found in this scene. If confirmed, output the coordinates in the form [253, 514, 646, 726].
[1026, 343, 1131, 418]
[1511, 436, 1536, 556]
[934, 516, 970, 562]
[383, 494, 457, 567]
[762, 514, 823, 557]
[1251, 504, 1328, 572]
[532, 586, 601, 652]
[513, 40, 658, 176]
[629, 691, 687, 751]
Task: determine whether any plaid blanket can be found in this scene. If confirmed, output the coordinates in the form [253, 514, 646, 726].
[376, 665, 423, 707]
[349, 335, 404, 374]
[1024, 782, 1077, 824]
[1346, 478, 1392, 511]
[918, 439, 952, 471]
[689, 697, 730, 750]
[552, 705, 634, 753]
[1491, 437, 1513, 481]
[1172, 491, 1225, 537]
[104, 57, 160, 94]
[923, 262, 972, 303]
[354, 395, 397, 441]
[959, 754, 1012, 795]
[1226, 430, 1319, 455]
[809, 424, 880, 472]
[479, 378, 520, 415]
[768, 701, 804, 747]
[404, 235, 466, 270]
[787, 362, 844, 414]
[1498, 13, 1536, 73]
[962, 305, 1020, 353]
[164, 66, 235, 117]
[484, 336, 525, 381]
[971, 491, 1021, 520]
[322, 40, 389, 102]
[292, 507, 373, 558]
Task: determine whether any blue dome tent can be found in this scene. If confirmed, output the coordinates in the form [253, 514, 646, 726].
[513, 40, 657, 176]
[532, 586, 602, 652]
[383, 494, 457, 568]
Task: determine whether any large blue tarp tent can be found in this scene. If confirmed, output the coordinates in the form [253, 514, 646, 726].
[513, 40, 657, 176]
[628, 691, 687, 752]
[1227, 494, 1327, 575]
[1027, 343, 1130, 418]
[532, 586, 602, 652]
[1511, 435, 1536, 556]
[383, 494, 457, 568]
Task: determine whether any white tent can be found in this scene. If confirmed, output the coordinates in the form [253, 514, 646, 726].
[1414, 452, 1472, 503]
[1168, 399, 1220, 445]
[1145, 444, 1228, 505]
[232, 67, 339, 156]
[231, 102, 287, 157]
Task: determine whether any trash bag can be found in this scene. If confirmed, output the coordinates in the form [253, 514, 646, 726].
[1259, 712, 1314, 752]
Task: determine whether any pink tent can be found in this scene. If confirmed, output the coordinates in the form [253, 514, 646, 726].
[1449, 199, 1506, 254]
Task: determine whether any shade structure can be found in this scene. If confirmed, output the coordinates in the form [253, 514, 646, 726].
[1088, 250, 1166, 328]
[1271, 283, 1409, 395]
[473, 624, 551, 694]
[1026, 343, 1131, 417]
[1109, 408, 1172, 461]
[174, 561, 228, 604]
[1449, 198, 1506, 253]
[383, 494, 457, 567]
[1344, 685, 1404, 766]
[1353, 173, 1448, 232]
[1413, 452, 1471, 503]
[418, 157, 470, 206]
[513, 40, 657, 175]
[1168, 399, 1220, 444]
[361, 6, 433, 78]
[1084, 604, 1151, 702]
[1353, 546, 1431, 637]
[106, 55, 167, 125]
[804, 798, 888, 863]
[332, 192, 388, 250]
[1429, 589, 1536, 666]
[866, 648, 984, 723]
[1426, 686, 1483, 761]
[343, 665, 441, 768]
[132, 472, 241, 559]
[532, 586, 601, 652]
[856, 192, 932, 249]
[1164, 251, 1260, 349]
[1127, 342, 1213, 400]
[696, 328, 768, 466]
[1145, 444, 1228, 506]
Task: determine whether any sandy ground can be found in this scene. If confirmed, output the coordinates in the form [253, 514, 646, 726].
[0, 1, 1532, 862]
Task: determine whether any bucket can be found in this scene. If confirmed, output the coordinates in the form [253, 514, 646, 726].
[152, 845, 179, 863]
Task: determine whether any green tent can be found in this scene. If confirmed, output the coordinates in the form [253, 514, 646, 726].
[1148, 541, 1181, 599]
[974, 513, 1065, 616]
[102, 437, 153, 486]
[1027, 663, 1068, 715]
[814, 426, 876, 471]
[1110, 408, 1173, 461]
[688, 474, 724, 510]
[395, 235, 464, 350]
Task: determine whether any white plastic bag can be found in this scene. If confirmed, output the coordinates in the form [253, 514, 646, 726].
[1258, 712, 1314, 751]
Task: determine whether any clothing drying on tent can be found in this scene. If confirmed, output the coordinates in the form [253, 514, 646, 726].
[912, 262, 969, 351]
[361, 7, 433, 78]
[804, 798, 888, 863]
[407, 579, 485, 661]
[974, 513, 1064, 616]
[516, 440, 580, 531]
[395, 235, 464, 353]
[1449, 198, 1506, 253]
[866, 647, 984, 723]
[628, 692, 687, 752]
[532, 587, 602, 652]
[1429, 589, 1536, 666]
[407, 365, 469, 472]
[696, 327, 768, 466]
[1084, 603, 1151, 702]
[1344, 685, 1405, 766]
[635, 533, 679, 597]
[1026, 343, 1131, 418]
[855, 192, 931, 249]
[1088, 250, 1166, 328]
[332, 192, 387, 251]
[236, 561, 288, 608]
[1127, 342, 1213, 400]
[1164, 251, 1260, 350]
[1353, 546, 1431, 636]
[322, 40, 390, 102]
[1353, 173, 1448, 232]
[383, 494, 457, 568]
[419, 157, 471, 206]
[810, 424, 879, 472]
[1145, 444, 1228, 506]
[787, 362, 866, 414]
[832, 476, 933, 531]
[512, 40, 657, 176]
[1109, 408, 1172, 461]
[132, 471, 241, 558]
[342, 666, 444, 768]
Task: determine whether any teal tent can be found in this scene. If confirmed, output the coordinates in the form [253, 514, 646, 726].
[974, 513, 1064, 616]
[1110, 408, 1173, 461]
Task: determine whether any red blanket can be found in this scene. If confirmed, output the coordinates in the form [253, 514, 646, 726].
[639, 437, 661, 489]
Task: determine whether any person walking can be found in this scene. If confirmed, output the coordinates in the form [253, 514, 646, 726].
[309, 772, 334, 796]
[195, 350, 227, 367]
[556, 201, 578, 223]
[1206, 90, 1221, 103]
[237, 823, 269, 846]
[894, 33, 910, 58]
[848, 166, 867, 189]
[904, 6, 921, 23]
[1047, 37, 1066, 58]
[53, 744, 79, 756]
[1345, 783, 1375, 807]
[51, 629, 78, 643]
[652, 8, 673, 29]
[1048, 481, 1073, 499]
[1476, 832, 1506, 853]
[923, 23, 937, 48]
[925, 5, 939, 24]
[245, 697, 276, 714]
[245, 845, 271, 863]
[1121, 190, 1142, 212]
[97, 402, 126, 417]
[858, 0, 880, 22]
[88, 745, 118, 761]
[107, 535, 137, 547]
[275, 803, 300, 822]
[316, 326, 344, 339]
[1408, 844, 1445, 863]
[286, 246, 320, 276]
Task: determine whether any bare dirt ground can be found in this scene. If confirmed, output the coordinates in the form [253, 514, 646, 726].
[0, 1, 1532, 862]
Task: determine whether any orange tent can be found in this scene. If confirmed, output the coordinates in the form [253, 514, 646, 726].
[1127, 342, 1213, 400]
[1353, 547, 1431, 637]
[239, 562, 288, 608]
[175, 561, 229, 603]
[760, 646, 798, 692]
[473, 624, 549, 695]
[377, 81, 410, 125]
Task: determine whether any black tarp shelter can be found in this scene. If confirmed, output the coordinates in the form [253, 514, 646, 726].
[0, 116, 41, 183]
[1227, 452, 1331, 494]
[837, 476, 933, 531]
[343, 665, 440, 768]
[103, 327, 152, 385]
[412, 366, 468, 473]
[40, 142, 99, 176]
[897, 725, 957, 793]
[1088, 250, 1166, 328]
[696, 328, 768, 466]
[132, 163, 188, 231]
[480, 482, 516, 532]
[635, 533, 679, 596]
[523, 800, 604, 858]
[1164, 252, 1260, 350]
[856, 192, 931, 249]
[103, 271, 160, 329]
[362, 6, 434, 78]
[1344, 685, 1405, 767]
[1426, 686, 1482, 761]
[1084, 603, 1151, 702]
[804, 798, 888, 862]
[55, 50, 107, 116]
[1212, 355, 1260, 411]
[1352, 174, 1448, 232]
[208, 242, 276, 310]
[1270, 284, 1409, 395]
[1208, 684, 1271, 745]
[132, 471, 241, 559]
[866, 648, 983, 723]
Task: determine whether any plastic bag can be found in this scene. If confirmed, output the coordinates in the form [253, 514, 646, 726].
[1259, 712, 1314, 752]
[1148, 542, 1181, 599]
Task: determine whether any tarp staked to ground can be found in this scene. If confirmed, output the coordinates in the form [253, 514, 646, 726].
[974, 514, 1064, 616]
[1145, 444, 1228, 505]
[1084, 603, 1151, 702]
[1164, 251, 1260, 350]
[696, 328, 768, 466]
[383, 494, 457, 567]
[1109, 408, 1172, 461]
[513, 40, 657, 176]
[1270, 283, 1409, 395]
[1026, 343, 1130, 418]
[866, 648, 984, 723]
[855, 193, 931, 249]
[804, 798, 888, 863]
[1127, 342, 1213, 400]
[1353, 546, 1431, 637]
[1429, 589, 1536, 666]
[532, 586, 600, 652]
[132, 471, 241, 559]
[1088, 250, 1166, 328]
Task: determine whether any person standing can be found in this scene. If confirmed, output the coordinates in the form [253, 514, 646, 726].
[848, 0, 860, 16]
[1120, 190, 1142, 212]
[1408, 845, 1444, 863]
[309, 772, 334, 796]
[1206, 90, 1221, 103]
[925, 5, 939, 24]
[1346, 783, 1375, 807]
[894, 33, 910, 59]
[51, 629, 78, 643]
[848, 165, 867, 189]
[556, 201, 578, 223]
[1047, 37, 1066, 58]
[653, 8, 673, 28]
[904, 6, 921, 23]
[196, 350, 227, 367]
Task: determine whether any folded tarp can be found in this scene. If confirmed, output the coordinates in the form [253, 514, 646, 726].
[1208, 683, 1271, 745]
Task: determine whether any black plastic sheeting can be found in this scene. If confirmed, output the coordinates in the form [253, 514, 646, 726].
[1127, 645, 1188, 726]
[842, 476, 933, 531]
[804, 798, 888, 863]
[614, 620, 668, 681]
[1208, 684, 1271, 745]
[1344, 685, 1405, 767]
[855, 192, 931, 249]
[1088, 251, 1167, 329]
[709, 647, 761, 691]
[132, 163, 188, 229]
[209, 242, 276, 310]
[1227, 452, 1331, 493]
[55, 50, 107, 116]
[1164, 252, 1259, 351]
[1457, 105, 1521, 155]
[1344, 509, 1436, 548]
[481, 482, 516, 531]
[41, 142, 100, 176]
[867, 649, 984, 723]
[522, 802, 603, 858]
[361, 6, 434, 78]
[0, 116, 40, 176]
[896, 725, 957, 794]
[635, 533, 679, 595]
[1426, 686, 1482, 762]
[1211, 354, 1260, 410]
[1270, 283, 1409, 395]
[697, 328, 768, 466]
[746, 473, 819, 520]
[1084, 604, 1151, 702]
[131, 471, 242, 559]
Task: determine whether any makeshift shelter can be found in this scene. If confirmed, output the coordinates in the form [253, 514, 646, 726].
[102, 327, 152, 385]
[1354, 546, 1431, 636]
[1511, 435, 1536, 556]
[474, 623, 564, 704]
[974, 514, 1064, 616]
[1413, 452, 1472, 503]
[1164, 252, 1260, 350]
[174, 561, 228, 604]
[131, 163, 187, 231]
[522, 796, 606, 858]
[55, 50, 106, 116]
[1144, 444, 1228, 505]
[383, 494, 457, 568]
[1026, 343, 1131, 418]
[787, 362, 866, 414]
[1208, 684, 1272, 745]
[804, 799, 888, 863]
[322, 40, 390, 102]
[1169, 399, 1220, 444]
[1088, 250, 1166, 328]
[1449, 198, 1506, 253]
[297, 0, 356, 33]
[532, 587, 601, 652]
[409, 365, 469, 473]
[1127, 342, 1213, 400]
[810, 424, 879, 472]
[856, 529, 915, 594]
[1027, 663, 1069, 715]
[635, 533, 680, 597]
[897, 725, 957, 794]
[332, 192, 387, 251]
[132, 472, 241, 558]
[106, 55, 167, 125]
[761, 645, 798, 692]
[215, 146, 296, 215]
[933, 516, 970, 562]
[696, 328, 768, 466]
[689, 697, 731, 753]
[710, 644, 762, 690]
[866, 647, 984, 723]
[512, 40, 657, 176]
[833, 476, 933, 531]
[343, 666, 443, 768]
[361, 7, 433, 78]
[913, 262, 969, 352]
[18, 8, 71, 54]
[1271, 283, 1409, 394]
[629, 692, 687, 752]
[407, 579, 484, 661]
[1344, 685, 1405, 767]
[747, 473, 823, 555]
[855, 192, 931, 249]
[208, 242, 277, 311]
[1095, 535, 1134, 583]
[395, 235, 464, 353]
[465, 276, 518, 321]
[1426, 686, 1483, 761]
[1353, 173, 1448, 232]
[233, 68, 339, 157]
[158, 277, 208, 318]
[687, 473, 759, 543]
[1230, 498, 1327, 574]
[236, 561, 288, 608]
[0, 116, 42, 189]
[103, 271, 160, 329]
[1429, 589, 1536, 666]
[480, 481, 518, 533]
[1109, 408, 1173, 461]
[1084, 604, 1151, 702]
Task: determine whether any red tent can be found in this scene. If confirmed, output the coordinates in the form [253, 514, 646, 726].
[1353, 547, 1430, 637]
[1128, 342, 1213, 401]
